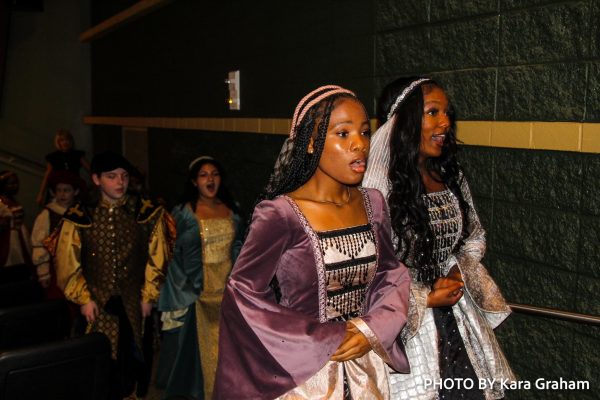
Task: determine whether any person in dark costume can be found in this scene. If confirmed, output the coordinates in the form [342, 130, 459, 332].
[49, 151, 175, 400]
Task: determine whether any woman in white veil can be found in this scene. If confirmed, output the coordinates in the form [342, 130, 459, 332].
[363, 77, 515, 400]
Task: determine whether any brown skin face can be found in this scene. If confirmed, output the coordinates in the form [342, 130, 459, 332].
[311, 97, 371, 188]
[419, 85, 451, 167]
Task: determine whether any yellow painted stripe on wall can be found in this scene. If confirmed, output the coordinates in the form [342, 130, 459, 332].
[84, 116, 600, 154]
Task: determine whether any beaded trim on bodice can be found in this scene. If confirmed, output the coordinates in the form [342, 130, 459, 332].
[423, 189, 463, 277]
[318, 225, 376, 321]
[282, 187, 378, 323]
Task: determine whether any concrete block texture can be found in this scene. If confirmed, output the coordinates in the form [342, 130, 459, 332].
[586, 62, 600, 121]
[500, 2, 590, 65]
[492, 254, 577, 310]
[374, 0, 428, 31]
[494, 315, 575, 389]
[574, 274, 600, 316]
[491, 202, 579, 271]
[496, 63, 587, 121]
[460, 146, 495, 197]
[570, 325, 600, 395]
[374, 0, 599, 123]
[430, 16, 499, 70]
[581, 154, 600, 215]
[492, 149, 583, 210]
[432, 69, 497, 120]
[430, 0, 498, 22]
[375, 28, 431, 75]
[579, 217, 600, 279]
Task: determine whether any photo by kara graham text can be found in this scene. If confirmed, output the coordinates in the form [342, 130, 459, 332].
[424, 378, 590, 391]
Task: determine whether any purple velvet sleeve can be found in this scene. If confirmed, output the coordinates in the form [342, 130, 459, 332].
[213, 199, 346, 400]
[361, 188, 411, 373]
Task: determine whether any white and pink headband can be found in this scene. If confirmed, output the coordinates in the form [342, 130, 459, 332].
[290, 85, 356, 139]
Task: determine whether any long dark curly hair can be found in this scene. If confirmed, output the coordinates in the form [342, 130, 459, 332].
[384, 77, 469, 284]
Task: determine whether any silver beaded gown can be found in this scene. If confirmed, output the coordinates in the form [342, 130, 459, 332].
[387, 178, 515, 400]
[362, 116, 515, 400]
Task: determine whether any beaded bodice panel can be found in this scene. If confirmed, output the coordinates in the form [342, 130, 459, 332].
[198, 216, 235, 293]
[423, 189, 462, 276]
[317, 224, 376, 321]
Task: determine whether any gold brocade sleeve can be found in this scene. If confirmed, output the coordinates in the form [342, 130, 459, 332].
[54, 220, 92, 305]
[141, 210, 172, 303]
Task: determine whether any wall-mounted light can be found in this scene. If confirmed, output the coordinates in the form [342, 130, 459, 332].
[225, 70, 240, 110]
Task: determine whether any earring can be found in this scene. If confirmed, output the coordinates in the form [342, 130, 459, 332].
[308, 147, 314, 154]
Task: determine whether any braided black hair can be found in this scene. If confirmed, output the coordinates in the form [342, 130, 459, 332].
[256, 92, 357, 204]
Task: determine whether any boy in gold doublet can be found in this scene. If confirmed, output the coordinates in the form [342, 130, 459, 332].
[49, 151, 174, 399]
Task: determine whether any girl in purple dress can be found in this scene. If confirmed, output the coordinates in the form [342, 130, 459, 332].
[214, 85, 411, 399]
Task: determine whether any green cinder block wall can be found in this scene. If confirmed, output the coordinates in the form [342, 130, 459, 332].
[374, 1, 599, 398]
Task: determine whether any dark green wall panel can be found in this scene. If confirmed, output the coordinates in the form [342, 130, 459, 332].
[585, 62, 600, 121]
[491, 203, 579, 271]
[492, 149, 583, 211]
[460, 146, 495, 197]
[494, 255, 577, 310]
[430, 17, 499, 70]
[472, 196, 494, 234]
[375, 28, 430, 75]
[591, 0, 600, 58]
[433, 69, 497, 120]
[495, 316, 575, 391]
[499, 0, 554, 11]
[579, 217, 600, 278]
[571, 325, 600, 396]
[375, 0, 428, 30]
[574, 275, 600, 315]
[500, 2, 590, 65]
[581, 154, 600, 215]
[430, 0, 497, 21]
[496, 63, 587, 121]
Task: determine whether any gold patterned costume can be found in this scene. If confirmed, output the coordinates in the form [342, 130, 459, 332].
[50, 195, 174, 358]
[195, 215, 235, 399]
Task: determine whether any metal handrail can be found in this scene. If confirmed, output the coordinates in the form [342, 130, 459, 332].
[0, 149, 45, 177]
[508, 302, 600, 325]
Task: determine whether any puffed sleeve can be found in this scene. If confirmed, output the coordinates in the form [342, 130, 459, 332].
[31, 209, 51, 284]
[400, 275, 430, 341]
[158, 204, 203, 311]
[54, 220, 92, 305]
[214, 199, 347, 400]
[141, 208, 173, 303]
[352, 188, 410, 373]
[449, 174, 511, 327]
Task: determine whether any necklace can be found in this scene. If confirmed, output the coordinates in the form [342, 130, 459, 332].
[293, 186, 351, 207]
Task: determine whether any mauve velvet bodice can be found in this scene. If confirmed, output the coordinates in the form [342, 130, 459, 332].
[214, 188, 410, 400]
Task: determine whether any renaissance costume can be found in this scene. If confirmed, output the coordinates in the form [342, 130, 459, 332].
[50, 195, 174, 358]
[363, 111, 515, 400]
[31, 200, 67, 298]
[157, 203, 243, 399]
[214, 188, 410, 400]
[0, 194, 32, 282]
